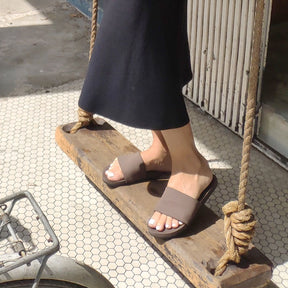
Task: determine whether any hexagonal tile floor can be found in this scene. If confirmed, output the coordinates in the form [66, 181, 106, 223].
[0, 80, 287, 288]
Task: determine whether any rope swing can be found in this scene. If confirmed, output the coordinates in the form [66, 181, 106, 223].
[70, 0, 265, 276]
[214, 0, 264, 276]
[69, 0, 99, 134]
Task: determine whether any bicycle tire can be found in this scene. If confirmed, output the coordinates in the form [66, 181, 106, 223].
[0, 279, 86, 288]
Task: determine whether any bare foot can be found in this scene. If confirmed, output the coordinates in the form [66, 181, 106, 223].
[104, 148, 171, 182]
[148, 157, 213, 231]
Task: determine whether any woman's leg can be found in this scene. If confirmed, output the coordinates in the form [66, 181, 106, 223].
[105, 131, 171, 181]
[148, 123, 213, 231]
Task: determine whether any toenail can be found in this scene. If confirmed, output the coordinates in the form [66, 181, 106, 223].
[172, 223, 177, 228]
[156, 225, 161, 231]
[106, 171, 114, 178]
[179, 221, 183, 225]
[165, 224, 170, 229]
[148, 219, 155, 225]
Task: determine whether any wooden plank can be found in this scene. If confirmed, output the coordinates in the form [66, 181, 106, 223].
[55, 122, 273, 288]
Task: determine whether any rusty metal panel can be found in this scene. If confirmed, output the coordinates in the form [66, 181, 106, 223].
[186, 0, 272, 136]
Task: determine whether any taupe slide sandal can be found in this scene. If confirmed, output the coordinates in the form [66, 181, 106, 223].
[148, 175, 218, 239]
[102, 152, 171, 188]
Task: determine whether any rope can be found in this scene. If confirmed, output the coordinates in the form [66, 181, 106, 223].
[215, 0, 265, 276]
[89, 0, 98, 60]
[214, 202, 256, 276]
[69, 107, 96, 134]
[70, 0, 99, 134]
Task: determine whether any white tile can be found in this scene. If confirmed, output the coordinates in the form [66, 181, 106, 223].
[0, 80, 287, 288]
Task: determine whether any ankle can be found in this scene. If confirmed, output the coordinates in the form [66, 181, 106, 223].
[172, 153, 211, 177]
[141, 148, 171, 171]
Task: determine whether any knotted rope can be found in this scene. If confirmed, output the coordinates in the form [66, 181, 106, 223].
[215, 0, 265, 276]
[214, 201, 256, 276]
[70, 0, 99, 134]
[69, 107, 96, 134]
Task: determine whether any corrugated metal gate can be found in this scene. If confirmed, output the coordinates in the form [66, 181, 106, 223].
[185, 0, 272, 136]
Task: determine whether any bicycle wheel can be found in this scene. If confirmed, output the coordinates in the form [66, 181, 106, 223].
[1, 279, 86, 288]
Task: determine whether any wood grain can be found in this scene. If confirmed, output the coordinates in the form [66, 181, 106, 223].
[55, 122, 273, 288]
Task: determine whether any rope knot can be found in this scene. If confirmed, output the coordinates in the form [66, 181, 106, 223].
[214, 200, 256, 276]
[69, 107, 96, 134]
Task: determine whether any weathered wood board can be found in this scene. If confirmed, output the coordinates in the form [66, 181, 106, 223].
[55, 121, 273, 288]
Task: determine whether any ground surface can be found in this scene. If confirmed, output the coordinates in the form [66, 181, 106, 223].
[0, 1, 287, 287]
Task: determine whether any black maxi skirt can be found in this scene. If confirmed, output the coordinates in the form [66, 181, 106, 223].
[78, 0, 192, 130]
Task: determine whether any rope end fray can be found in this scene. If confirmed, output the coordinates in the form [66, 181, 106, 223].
[214, 200, 257, 276]
[69, 107, 105, 134]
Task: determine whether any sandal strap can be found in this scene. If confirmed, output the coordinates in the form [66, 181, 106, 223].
[155, 187, 201, 225]
[117, 152, 146, 183]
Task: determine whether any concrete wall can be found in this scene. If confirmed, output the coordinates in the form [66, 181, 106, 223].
[67, 0, 103, 22]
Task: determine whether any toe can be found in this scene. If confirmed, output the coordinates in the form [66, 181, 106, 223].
[165, 216, 173, 229]
[148, 211, 161, 228]
[105, 169, 115, 179]
[156, 214, 167, 232]
[105, 158, 124, 181]
[171, 218, 180, 229]
[149, 213, 180, 231]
